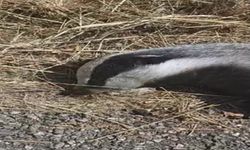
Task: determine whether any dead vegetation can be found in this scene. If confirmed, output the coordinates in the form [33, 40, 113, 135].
[0, 0, 250, 139]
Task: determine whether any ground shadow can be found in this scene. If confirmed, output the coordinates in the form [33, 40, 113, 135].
[157, 87, 250, 118]
[199, 94, 250, 118]
[36, 59, 93, 95]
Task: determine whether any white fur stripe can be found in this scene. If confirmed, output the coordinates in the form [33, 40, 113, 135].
[105, 57, 233, 88]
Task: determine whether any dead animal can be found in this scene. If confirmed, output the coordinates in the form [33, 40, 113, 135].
[76, 43, 250, 97]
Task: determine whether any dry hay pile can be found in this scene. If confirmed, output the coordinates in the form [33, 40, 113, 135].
[0, 0, 250, 135]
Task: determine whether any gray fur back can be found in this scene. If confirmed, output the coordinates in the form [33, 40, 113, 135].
[130, 43, 250, 58]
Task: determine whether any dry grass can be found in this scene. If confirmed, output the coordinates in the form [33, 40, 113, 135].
[1, 0, 250, 136]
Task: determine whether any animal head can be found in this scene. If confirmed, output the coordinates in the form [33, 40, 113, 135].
[76, 56, 108, 86]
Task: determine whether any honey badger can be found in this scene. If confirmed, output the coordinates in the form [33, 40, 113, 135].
[76, 43, 250, 97]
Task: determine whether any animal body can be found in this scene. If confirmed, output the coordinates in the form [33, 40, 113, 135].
[76, 43, 250, 97]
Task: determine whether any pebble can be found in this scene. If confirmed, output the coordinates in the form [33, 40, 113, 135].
[53, 128, 64, 135]
[64, 144, 71, 148]
[79, 144, 91, 149]
[0, 129, 14, 136]
[20, 125, 29, 130]
[0, 114, 15, 122]
[118, 136, 126, 141]
[170, 136, 179, 142]
[33, 131, 45, 138]
[24, 145, 33, 150]
[67, 140, 76, 145]
[54, 142, 65, 149]
[29, 124, 40, 133]
[76, 118, 88, 123]
[232, 132, 240, 137]
[174, 143, 184, 149]
[10, 111, 21, 115]
[168, 130, 177, 134]
[52, 134, 63, 142]
[27, 114, 40, 121]
[153, 136, 163, 143]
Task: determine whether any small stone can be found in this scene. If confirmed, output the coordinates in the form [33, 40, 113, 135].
[134, 146, 144, 150]
[4, 136, 12, 140]
[174, 143, 184, 149]
[236, 124, 243, 127]
[69, 119, 77, 125]
[232, 132, 240, 137]
[59, 114, 69, 118]
[33, 131, 44, 138]
[29, 125, 40, 133]
[153, 136, 163, 143]
[64, 144, 70, 148]
[25, 145, 33, 150]
[53, 128, 64, 134]
[223, 130, 230, 134]
[18, 132, 25, 138]
[27, 114, 39, 121]
[76, 118, 88, 123]
[71, 132, 81, 139]
[79, 145, 91, 149]
[9, 122, 22, 129]
[118, 136, 126, 141]
[0, 114, 15, 122]
[170, 136, 179, 142]
[61, 135, 69, 142]
[76, 137, 86, 144]
[146, 141, 154, 145]
[67, 140, 76, 145]
[55, 142, 65, 149]
[0, 129, 14, 136]
[10, 111, 21, 115]
[13, 142, 21, 146]
[168, 130, 177, 134]
[52, 134, 63, 142]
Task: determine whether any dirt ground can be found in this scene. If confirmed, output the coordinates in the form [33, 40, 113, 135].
[0, 0, 250, 149]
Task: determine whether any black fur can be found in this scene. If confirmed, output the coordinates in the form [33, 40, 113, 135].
[144, 65, 250, 97]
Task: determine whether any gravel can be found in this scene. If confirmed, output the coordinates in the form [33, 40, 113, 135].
[0, 110, 249, 150]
